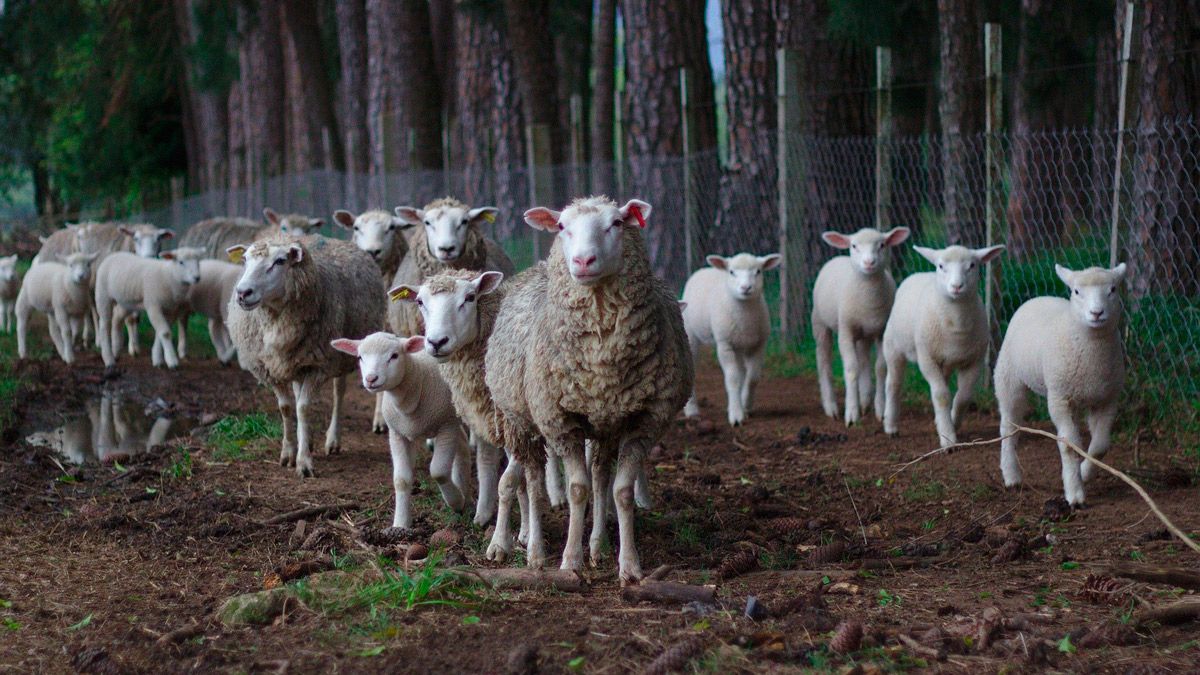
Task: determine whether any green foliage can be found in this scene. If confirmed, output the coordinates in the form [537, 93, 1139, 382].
[208, 413, 281, 461]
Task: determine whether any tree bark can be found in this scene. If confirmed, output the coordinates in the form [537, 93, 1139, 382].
[502, 0, 566, 167]
[280, 0, 342, 172]
[589, 0, 617, 195]
[172, 0, 229, 193]
[335, 0, 369, 179]
[238, 0, 285, 184]
[554, 0, 593, 164]
[937, 0, 984, 246]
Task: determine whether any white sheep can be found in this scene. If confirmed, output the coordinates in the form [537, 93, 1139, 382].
[15, 252, 99, 363]
[995, 263, 1127, 506]
[179, 209, 322, 260]
[811, 227, 911, 425]
[0, 255, 19, 332]
[112, 224, 176, 357]
[263, 208, 324, 238]
[185, 260, 244, 364]
[94, 248, 205, 369]
[226, 236, 384, 478]
[882, 244, 1005, 447]
[487, 197, 693, 583]
[331, 332, 472, 527]
[681, 252, 782, 426]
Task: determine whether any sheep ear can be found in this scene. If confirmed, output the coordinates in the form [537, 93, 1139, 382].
[329, 338, 360, 356]
[158, 229, 174, 240]
[84, 252, 99, 262]
[285, 244, 304, 264]
[474, 271, 504, 295]
[38, 235, 49, 245]
[974, 245, 1006, 264]
[1054, 264, 1073, 286]
[391, 216, 414, 231]
[394, 206, 424, 227]
[263, 208, 280, 225]
[821, 231, 851, 249]
[759, 254, 783, 270]
[403, 336, 426, 354]
[333, 210, 355, 229]
[706, 255, 728, 270]
[1111, 262, 1127, 282]
[619, 199, 652, 227]
[467, 206, 499, 225]
[308, 218, 324, 229]
[678, 301, 688, 312]
[883, 227, 911, 247]
[523, 207, 561, 232]
[388, 285, 420, 303]
[160, 251, 176, 261]
[226, 245, 247, 264]
[913, 246, 940, 266]
[118, 226, 135, 237]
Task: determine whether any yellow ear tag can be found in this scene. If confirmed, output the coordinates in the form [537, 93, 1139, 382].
[483, 212, 496, 223]
[389, 287, 412, 302]
[228, 249, 245, 264]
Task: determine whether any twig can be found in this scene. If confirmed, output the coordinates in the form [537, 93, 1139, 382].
[888, 431, 1017, 480]
[842, 473, 868, 547]
[261, 502, 360, 526]
[898, 632, 945, 661]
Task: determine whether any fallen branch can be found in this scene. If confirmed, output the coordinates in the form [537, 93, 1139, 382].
[897, 632, 946, 662]
[622, 580, 717, 606]
[888, 432, 1018, 480]
[646, 564, 675, 582]
[1105, 562, 1200, 591]
[261, 503, 360, 526]
[1133, 598, 1200, 627]
[842, 473, 868, 547]
[453, 567, 587, 593]
[855, 556, 948, 572]
[155, 621, 204, 646]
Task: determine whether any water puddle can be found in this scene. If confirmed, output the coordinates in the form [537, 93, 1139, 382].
[24, 391, 196, 464]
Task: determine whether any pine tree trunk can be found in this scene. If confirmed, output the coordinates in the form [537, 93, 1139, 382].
[555, 0, 592, 165]
[238, 0, 285, 185]
[937, 0, 984, 246]
[454, 4, 499, 206]
[172, 0, 229, 194]
[488, 11, 528, 239]
[503, 0, 565, 167]
[590, 0, 617, 195]
[335, 0, 369, 180]
[281, 0, 342, 172]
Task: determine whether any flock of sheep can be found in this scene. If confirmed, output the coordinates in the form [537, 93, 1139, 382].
[2, 193, 1128, 582]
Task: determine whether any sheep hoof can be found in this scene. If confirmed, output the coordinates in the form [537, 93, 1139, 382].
[485, 542, 510, 563]
[618, 565, 643, 587]
[296, 463, 315, 479]
[324, 442, 340, 456]
[372, 423, 387, 435]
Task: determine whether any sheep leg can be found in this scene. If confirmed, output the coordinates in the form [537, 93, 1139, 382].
[387, 431, 415, 528]
[97, 299, 117, 367]
[589, 445, 613, 566]
[487, 453, 523, 562]
[175, 316, 187, 360]
[682, 335, 701, 418]
[292, 378, 318, 478]
[741, 345, 764, 416]
[1048, 395, 1086, 506]
[560, 446, 590, 572]
[1081, 402, 1118, 483]
[855, 339, 873, 414]
[15, 300, 29, 359]
[917, 351, 956, 447]
[144, 306, 178, 368]
[451, 430, 472, 502]
[838, 331, 862, 426]
[634, 459, 653, 509]
[151, 326, 164, 367]
[523, 460, 548, 569]
[814, 323, 839, 419]
[0, 300, 8, 332]
[273, 384, 298, 469]
[951, 360, 983, 428]
[716, 342, 746, 426]
[123, 310, 140, 357]
[324, 375, 346, 455]
[430, 424, 468, 513]
[545, 455, 566, 509]
[371, 394, 387, 434]
[52, 307, 75, 364]
[46, 308, 69, 363]
[613, 441, 647, 585]
[516, 466, 530, 545]
[996, 371, 1029, 488]
[873, 340, 887, 421]
[473, 439, 501, 526]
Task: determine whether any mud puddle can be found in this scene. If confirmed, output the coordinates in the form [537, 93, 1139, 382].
[23, 389, 196, 464]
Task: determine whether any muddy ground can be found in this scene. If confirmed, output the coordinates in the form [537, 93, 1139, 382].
[1, 345, 1198, 674]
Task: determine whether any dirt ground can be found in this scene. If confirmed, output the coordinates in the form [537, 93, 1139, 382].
[1, 347, 1198, 674]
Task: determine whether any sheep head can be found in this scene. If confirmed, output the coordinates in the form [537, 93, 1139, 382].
[331, 331, 425, 393]
[395, 197, 498, 264]
[228, 241, 304, 310]
[390, 270, 503, 360]
[1056, 263, 1126, 331]
[706, 253, 782, 301]
[333, 209, 411, 264]
[264, 207, 323, 236]
[914, 244, 1005, 301]
[524, 196, 652, 286]
[821, 227, 910, 276]
[119, 224, 175, 258]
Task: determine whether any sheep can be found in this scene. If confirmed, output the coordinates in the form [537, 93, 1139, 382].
[226, 236, 384, 478]
[681, 252, 783, 427]
[180, 209, 322, 260]
[994, 263, 1127, 506]
[93, 248, 205, 369]
[881, 244, 1006, 447]
[184, 260, 244, 364]
[330, 332, 472, 527]
[391, 269, 535, 559]
[33, 223, 90, 264]
[112, 224, 176, 356]
[15, 252, 99, 363]
[810, 227, 911, 425]
[389, 197, 516, 338]
[0, 255, 19, 332]
[485, 196, 693, 583]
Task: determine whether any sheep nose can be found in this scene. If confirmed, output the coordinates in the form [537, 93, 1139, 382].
[365, 374, 379, 386]
[739, 285, 752, 294]
[572, 255, 597, 270]
[438, 246, 455, 255]
[368, 248, 382, 259]
[236, 288, 253, 301]
[1089, 309, 1104, 319]
[428, 336, 449, 352]
[950, 283, 964, 293]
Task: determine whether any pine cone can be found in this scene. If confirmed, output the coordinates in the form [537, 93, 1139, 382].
[360, 526, 416, 547]
[771, 587, 826, 618]
[829, 621, 863, 654]
[809, 540, 848, 565]
[765, 517, 808, 541]
[1077, 624, 1138, 649]
[990, 538, 1024, 564]
[429, 528, 462, 549]
[643, 636, 706, 675]
[1081, 574, 1128, 605]
[715, 548, 759, 581]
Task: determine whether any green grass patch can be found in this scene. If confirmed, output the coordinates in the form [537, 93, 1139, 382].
[208, 413, 281, 461]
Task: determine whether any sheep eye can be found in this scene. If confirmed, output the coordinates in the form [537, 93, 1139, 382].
[353, 226, 360, 232]
[1073, 289, 1080, 295]
[756, 269, 761, 276]
[424, 220, 431, 226]
[416, 299, 423, 307]
[389, 353, 399, 361]
[968, 262, 975, 270]
[1109, 286, 1116, 294]
[938, 264, 944, 270]
[465, 293, 476, 303]
[851, 244, 857, 249]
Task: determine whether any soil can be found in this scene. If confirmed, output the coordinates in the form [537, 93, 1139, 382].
[1, 350, 1198, 674]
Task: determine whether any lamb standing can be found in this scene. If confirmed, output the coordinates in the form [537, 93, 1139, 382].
[881, 244, 1005, 447]
[331, 332, 471, 527]
[487, 197, 693, 583]
[681, 252, 782, 427]
[185, 260, 244, 364]
[0, 255, 19, 332]
[811, 227, 911, 425]
[226, 237, 384, 477]
[15, 252, 99, 363]
[994, 263, 1127, 506]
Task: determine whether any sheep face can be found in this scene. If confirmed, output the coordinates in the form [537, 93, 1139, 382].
[333, 210, 409, 263]
[524, 197, 652, 286]
[0, 255, 17, 282]
[160, 247, 204, 287]
[396, 202, 498, 263]
[821, 227, 910, 275]
[64, 252, 98, 284]
[264, 208, 322, 236]
[914, 244, 1005, 301]
[393, 271, 504, 360]
[228, 242, 302, 310]
[120, 225, 174, 258]
[706, 253, 782, 300]
[330, 332, 425, 393]
[1056, 263, 1126, 330]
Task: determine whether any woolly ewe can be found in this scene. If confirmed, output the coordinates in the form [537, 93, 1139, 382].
[811, 227, 910, 425]
[882, 244, 1005, 446]
[15, 253, 99, 363]
[681, 252, 782, 426]
[331, 333, 472, 528]
[994, 263, 1127, 506]
[0, 255, 19, 332]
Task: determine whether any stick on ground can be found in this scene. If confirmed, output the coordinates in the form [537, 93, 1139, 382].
[261, 503, 361, 526]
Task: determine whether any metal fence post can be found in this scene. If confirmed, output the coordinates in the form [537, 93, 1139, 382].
[984, 23, 1003, 368]
[1109, 1, 1139, 268]
[776, 47, 804, 343]
[680, 67, 698, 273]
[875, 47, 893, 231]
[526, 122, 553, 260]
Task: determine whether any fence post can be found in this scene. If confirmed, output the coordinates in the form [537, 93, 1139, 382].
[776, 48, 804, 343]
[569, 93, 585, 197]
[346, 129, 359, 210]
[680, 67, 698, 274]
[170, 177, 184, 229]
[378, 109, 389, 206]
[1109, 1, 1139, 268]
[984, 23, 1003, 369]
[407, 127, 418, 204]
[614, 80, 626, 198]
[526, 123, 554, 260]
[874, 47, 893, 231]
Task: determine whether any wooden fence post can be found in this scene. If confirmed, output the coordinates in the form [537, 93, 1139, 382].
[614, 81, 626, 198]
[984, 23, 1003, 367]
[407, 127, 418, 204]
[569, 93, 585, 197]
[170, 177, 184, 230]
[680, 67, 698, 274]
[526, 123, 554, 260]
[1109, 1, 1139, 268]
[776, 48, 804, 343]
[874, 47, 893, 231]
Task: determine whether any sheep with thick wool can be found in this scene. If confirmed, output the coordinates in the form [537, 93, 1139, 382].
[994, 263, 1127, 506]
[15, 252, 99, 363]
[0, 255, 19, 332]
[882, 244, 1005, 447]
[682, 252, 782, 427]
[180, 209, 322, 260]
[226, 236, 384, 478]
[485, 196, 693, 583]
[811, 227, 911, 425]
[331, 332, 472, 527]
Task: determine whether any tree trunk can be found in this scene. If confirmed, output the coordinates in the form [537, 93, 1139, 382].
[1129, 0, 1200, 297]
[937, 0, 984, 246]
[488, 9, 528, 239]
[335, 0, 369, 180]
[502, 0, 566, 167]
[623, 0, 718, 288]
[590, 0, 617, 196]
[172, 0, 229, 194]
[238, 0, 285, 184]
[554, 0, 592, 165]
[226, 81, 246, 211]
[280, 0, 342, 172]
[429, 0, 457, 118]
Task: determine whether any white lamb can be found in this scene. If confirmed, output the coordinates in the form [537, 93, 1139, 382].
[882, 244, 1005, 447]
[681, 252, 781, 426]
[0, 255, 19, 332]
[185, 260, 243, 364]
[15, 252, 99, 363]
[994, 263, 1127, 506]
[810, 227, 911, 425]
[94, 248, 205, 369]
[331, 332, 471, 528]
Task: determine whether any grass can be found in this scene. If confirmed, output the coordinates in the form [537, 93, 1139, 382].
[207, 413, 281, 461]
